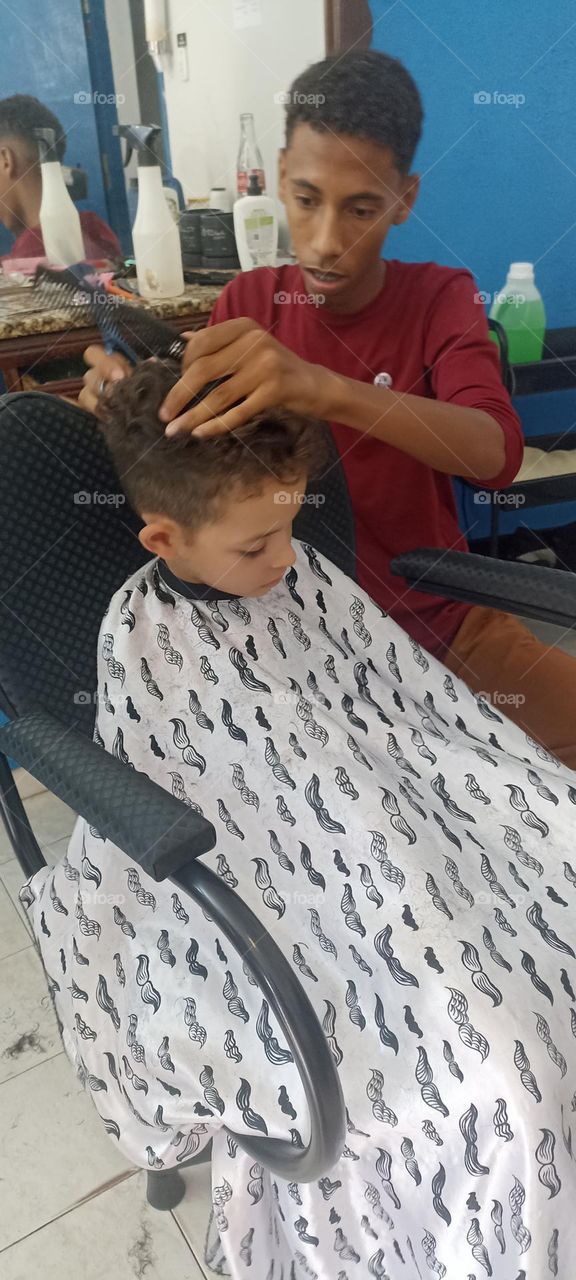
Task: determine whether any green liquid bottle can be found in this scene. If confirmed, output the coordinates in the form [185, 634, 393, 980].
[489, 262, 546, 364]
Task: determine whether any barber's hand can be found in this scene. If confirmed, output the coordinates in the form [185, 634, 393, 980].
[79, 345, 132, 418]
[159, 318, 327, 437]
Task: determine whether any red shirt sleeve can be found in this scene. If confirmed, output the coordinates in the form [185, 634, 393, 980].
[423, 270, 524, 488]
[3, 210, 122, 264]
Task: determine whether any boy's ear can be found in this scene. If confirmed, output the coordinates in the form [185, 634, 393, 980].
[138, 515, 181, 558]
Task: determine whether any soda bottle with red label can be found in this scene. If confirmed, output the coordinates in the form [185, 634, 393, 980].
[237, 113, 266, 195]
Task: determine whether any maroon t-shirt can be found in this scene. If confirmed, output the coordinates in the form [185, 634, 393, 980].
[3, 210, 121, 263]
[209, 261, 524, 660]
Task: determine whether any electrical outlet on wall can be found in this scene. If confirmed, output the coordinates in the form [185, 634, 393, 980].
[176, 32, 189, 81]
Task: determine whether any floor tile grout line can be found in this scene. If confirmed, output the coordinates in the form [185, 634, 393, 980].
[0, 1169, 138, 1255]
[170, 1208, 212, 1279]
[0, 1047, 65, 1085]
[0, 1047, 64, 1085]
[0, 940, 35, 962]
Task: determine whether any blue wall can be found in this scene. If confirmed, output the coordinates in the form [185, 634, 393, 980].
[369, 0, 576, 538]
[370, 0, 576, 324]
[0, 0, 130, 257]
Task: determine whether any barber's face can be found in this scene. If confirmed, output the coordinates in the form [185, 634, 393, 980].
[0, 143, 22, 233]
[278, 123, 419, 311]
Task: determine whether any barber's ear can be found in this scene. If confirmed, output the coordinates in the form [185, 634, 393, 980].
[278, 149, 287, 203]
[0, 144, 17, 178]
[391, 174, 420, 226]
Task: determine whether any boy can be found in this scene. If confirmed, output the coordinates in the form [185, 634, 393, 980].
[23, 361, 576, 1280]
[82, 50, 576, 769]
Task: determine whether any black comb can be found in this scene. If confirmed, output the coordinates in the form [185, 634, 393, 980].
[33, 264, 188, 365]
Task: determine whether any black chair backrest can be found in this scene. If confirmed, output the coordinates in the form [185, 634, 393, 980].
[0, 393, 355, 738]
[487, 316, 515, 395]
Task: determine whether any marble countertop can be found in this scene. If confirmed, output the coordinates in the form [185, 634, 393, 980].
[0, 280, 225, 342]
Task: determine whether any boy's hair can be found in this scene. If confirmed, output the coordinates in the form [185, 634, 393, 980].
[285, 50, 423, 175]
[0, 94, 66, 163]
[99, 360, 326, 530]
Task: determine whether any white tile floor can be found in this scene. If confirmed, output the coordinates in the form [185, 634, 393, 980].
[0, 771, 214, 1280]
[1, 615, 575, 1276]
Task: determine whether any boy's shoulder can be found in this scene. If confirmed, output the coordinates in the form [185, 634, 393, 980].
[99, 558, 159, 631]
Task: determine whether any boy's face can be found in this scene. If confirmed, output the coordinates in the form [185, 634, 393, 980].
[278, 123, 419, 313]
[139, 474, 306, 598]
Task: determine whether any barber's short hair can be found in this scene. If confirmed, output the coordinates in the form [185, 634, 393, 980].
[99, 359, 326, 530]
[285, 50, 423, 174]
[0, 94, 66, 162]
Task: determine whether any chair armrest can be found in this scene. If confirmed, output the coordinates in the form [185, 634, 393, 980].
[391, 549, 576, 629]
[0, 711, 216, 879]
[0, 709, 347, 1181]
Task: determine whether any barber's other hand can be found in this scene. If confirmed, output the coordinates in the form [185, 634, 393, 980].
[79, 345, 132, 418]
[159, 318, 326, 437]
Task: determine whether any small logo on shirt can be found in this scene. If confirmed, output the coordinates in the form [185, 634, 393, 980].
[373, 371, 393, 389]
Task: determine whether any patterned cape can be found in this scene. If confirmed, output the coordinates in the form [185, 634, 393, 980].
[21, 542, 576, 1280]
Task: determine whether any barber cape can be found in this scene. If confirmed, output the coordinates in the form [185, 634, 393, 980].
[22, 541, 576, 1280]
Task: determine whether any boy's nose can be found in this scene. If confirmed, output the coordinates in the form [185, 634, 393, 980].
[270, 541, 296, 572]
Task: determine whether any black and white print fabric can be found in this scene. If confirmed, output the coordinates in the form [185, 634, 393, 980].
[21, 542, 576, 1279]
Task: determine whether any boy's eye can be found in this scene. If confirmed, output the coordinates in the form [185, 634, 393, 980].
[352, 206, 376, 219]
[243, 546, 265, 559]
[294, 195, 314, 209]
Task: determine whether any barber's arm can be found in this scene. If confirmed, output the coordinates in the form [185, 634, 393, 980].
[157, 318, 510, 483]
[78, 346, 133, 416]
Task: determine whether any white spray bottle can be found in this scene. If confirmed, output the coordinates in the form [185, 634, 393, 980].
[34, 127, 85, 267]
[115, 124, 184, 299]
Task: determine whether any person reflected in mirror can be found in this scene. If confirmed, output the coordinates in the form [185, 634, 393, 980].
[0, 94, 121, 264]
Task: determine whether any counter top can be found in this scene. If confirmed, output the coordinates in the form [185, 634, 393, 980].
[0, 279, 226, 341]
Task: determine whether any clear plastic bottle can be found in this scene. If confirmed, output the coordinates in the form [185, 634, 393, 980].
[233, 173, 278, 271]
[35, 127, 85, 266]
[489, 262, 546, 363]
[237, 113, 266, 195]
